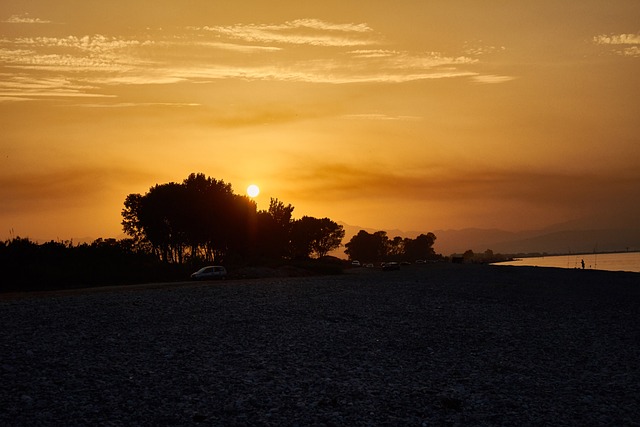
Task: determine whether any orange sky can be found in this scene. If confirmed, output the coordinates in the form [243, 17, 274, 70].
[1, 1, 639, 242]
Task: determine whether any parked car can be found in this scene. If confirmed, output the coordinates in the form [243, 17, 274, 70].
[191, 265, 227, 280]
[351, 260, 361, 267]
[382, 262, 400, 271]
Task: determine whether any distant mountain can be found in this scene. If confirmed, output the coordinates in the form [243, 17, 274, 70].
[336, 221, 640, 257]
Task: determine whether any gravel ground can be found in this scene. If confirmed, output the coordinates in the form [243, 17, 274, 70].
[1, 263, 639, 426]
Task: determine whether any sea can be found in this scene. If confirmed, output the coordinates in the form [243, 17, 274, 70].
[493, 251, 640, 273]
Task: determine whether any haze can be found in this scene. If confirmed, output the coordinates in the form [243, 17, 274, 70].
[1, 1, 639, 242]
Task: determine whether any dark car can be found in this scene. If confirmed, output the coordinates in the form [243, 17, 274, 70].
[381, 262, 400, 271]
[190, 265, 227, 280]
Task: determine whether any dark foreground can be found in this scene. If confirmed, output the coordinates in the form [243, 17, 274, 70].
[1, 264, 639, 426]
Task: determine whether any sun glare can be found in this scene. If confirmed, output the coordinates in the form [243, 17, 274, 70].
[247, 184, 260, 198]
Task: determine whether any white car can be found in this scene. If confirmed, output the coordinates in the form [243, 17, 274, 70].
[191, 266, 227, 280]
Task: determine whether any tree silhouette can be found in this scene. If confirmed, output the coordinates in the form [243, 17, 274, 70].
[121, 174, 346, 265]
[290, 216, 344, 259]
[404, 233, 437, 260]
[344, 230, 389, 262]
[122, 173, 258, 264]
[388, 236, 404, 258]
[310, 217, 345, 258]
[345, 230, 437, 262]
[265, 198, 295, 258]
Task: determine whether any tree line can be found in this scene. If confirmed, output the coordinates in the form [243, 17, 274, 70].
[1, 172, 446, 291]
[121, 173, 345, 265]
[0, 237, 182, 291]
[344, 230, 441, 263]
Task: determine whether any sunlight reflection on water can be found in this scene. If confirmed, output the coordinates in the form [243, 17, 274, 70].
[494, 252, 640, 273]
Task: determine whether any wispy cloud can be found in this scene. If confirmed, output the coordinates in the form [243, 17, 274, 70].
[593, 32, 640, 57]
[195, 41, 282, 53]
[2, 14, 52, 24]
[463, 44, 507, 56]
[349, 49, 398, 58]
[0, 75, 113, 100]
[471, 74, 517, 84]
[77, 102, 200, 108]
[0, 19, 490, 101]
[342, 113, 422, 121]
[12, 35, 152, 51]
[194, 19, 377, 47]
[594, 33, 640, 45]
[157, 61, 476, 84]
[0, 35, 153, 77]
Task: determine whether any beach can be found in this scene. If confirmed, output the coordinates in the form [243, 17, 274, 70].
[1, 263, 639, 425]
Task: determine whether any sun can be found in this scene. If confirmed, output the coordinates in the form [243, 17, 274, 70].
[247, 184, 260, 198]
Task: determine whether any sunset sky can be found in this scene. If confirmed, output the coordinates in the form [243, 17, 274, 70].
[1, 1, 639, 243]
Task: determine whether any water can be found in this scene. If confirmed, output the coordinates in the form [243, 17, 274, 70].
[493, 251, 640, 273]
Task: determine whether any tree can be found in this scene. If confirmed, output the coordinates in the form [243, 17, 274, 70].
[290, 216, 345, 259]
[137, 182, 188, 263]
[344, 230, 389, 262]
[122, 193, 143, 241]
[121, 173, 257, 264]
[387, 236, 405, 259]
[122, 173, 350, 265]
[403, 233, 437, 261]
[265, 198, 295, 258]
[268, 198, 294, 230]
[309, 217, 345, 258]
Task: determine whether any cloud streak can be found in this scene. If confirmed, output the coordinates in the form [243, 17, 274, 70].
[0, 19, 495, 101]
[194, 19, 377, 47]
[3, 14, 52, 24]
[472, 74, 517, 84]
[593, 32, 640, 57]
[0, 75, 113, 100]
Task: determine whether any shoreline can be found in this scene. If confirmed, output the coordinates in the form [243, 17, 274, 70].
[492, 251, 640, 273]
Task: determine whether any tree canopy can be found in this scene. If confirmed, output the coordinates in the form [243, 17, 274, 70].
[344, 230, 437, 263]
[121, 173, 344, 264]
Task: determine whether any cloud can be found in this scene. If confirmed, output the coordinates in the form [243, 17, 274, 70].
[342, 113, 422, 121]
[196, 41, 282, 53]
[593, 33, 640, 45]
[463, 44, 507, 56]
[348, 49, 398, 58]
[195, 19, 377, 47]
[0, 19, 485, 101]
[11, 35, 151, 52]
[0, 76, 114, 99]
[77, 102, 200, 108]
[593, 33, 640, 57]
[0, 35, 153, 78]
[157, 62, 476, 84]
[471, 75, 517, 84]
[3, 14, 52, 24]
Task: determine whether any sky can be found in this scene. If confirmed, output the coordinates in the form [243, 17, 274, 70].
[1, 0, 639, 242]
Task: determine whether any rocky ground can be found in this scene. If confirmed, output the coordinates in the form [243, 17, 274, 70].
[1, 263, 639, 426]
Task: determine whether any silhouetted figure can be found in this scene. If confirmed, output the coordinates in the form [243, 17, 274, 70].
[581, 259, 585, 269]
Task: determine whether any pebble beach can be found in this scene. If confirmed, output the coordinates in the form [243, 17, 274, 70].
[1, 263, 639, 426]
